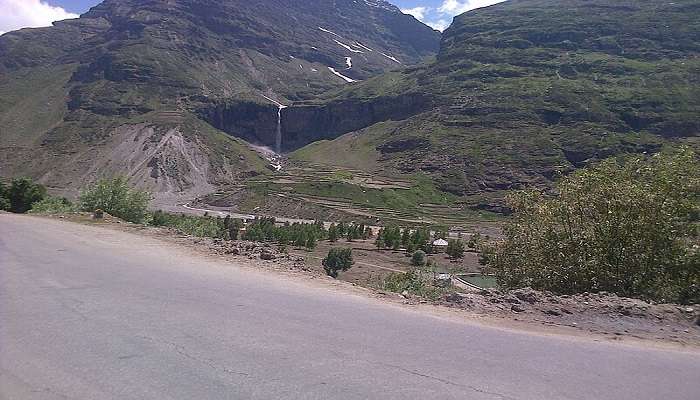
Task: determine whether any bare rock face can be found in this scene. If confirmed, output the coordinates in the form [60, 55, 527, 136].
[280, 93, 433, 151]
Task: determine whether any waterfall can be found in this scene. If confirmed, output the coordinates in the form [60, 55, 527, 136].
[261, 94, 288, 154]
[275, 105, 287, 154]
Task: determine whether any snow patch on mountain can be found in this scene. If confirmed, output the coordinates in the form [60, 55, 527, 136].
[354, 41, 374, 52]
[334, 39, 364, 53]
[318, 27, 340, 37]
[328, 67, 357, 83]
[380, 52, 401, 64]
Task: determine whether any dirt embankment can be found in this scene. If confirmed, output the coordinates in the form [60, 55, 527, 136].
[438, 288, 700, 346]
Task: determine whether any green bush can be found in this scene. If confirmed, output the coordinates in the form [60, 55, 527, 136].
[411, 250, 427, 267]
[0, 181, 10, 211]
[5, 178, 46, 213]
[79, 177, 151, 223]
[29, 196, 75, 214]
[483, 148, 699, 303]
[446, 239, 465, 259]
[322, 247, 354, 278]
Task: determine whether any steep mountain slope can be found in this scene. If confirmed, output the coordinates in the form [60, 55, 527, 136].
[289, 0, 700, 210]
[0, 0, 439, 196]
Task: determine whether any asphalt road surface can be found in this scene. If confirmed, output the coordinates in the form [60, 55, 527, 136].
[1, 214, 698, 400]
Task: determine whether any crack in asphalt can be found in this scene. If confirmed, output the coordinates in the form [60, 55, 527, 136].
[136, 335, 251, 379]
[377, 362, 518, 400]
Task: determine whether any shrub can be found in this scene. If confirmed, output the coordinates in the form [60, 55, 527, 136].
[322, 247, 354, 278]
[483, 148, 700, 303]
[150, 210, 169, 226]
[7, 178, 46, 213]
[411, 250, 427, 267]
[79, 177, 151, 223]
[29, 196, 75, 214]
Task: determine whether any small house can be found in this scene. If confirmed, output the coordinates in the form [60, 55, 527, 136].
[432, 238, 449, 252]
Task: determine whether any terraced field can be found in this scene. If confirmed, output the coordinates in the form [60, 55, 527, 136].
[200, 160, 502, 229]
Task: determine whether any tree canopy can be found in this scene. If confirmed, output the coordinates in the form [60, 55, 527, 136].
[483, 148, 699, 304]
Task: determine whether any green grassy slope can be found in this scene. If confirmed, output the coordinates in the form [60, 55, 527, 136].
[292, 0, 700, 210]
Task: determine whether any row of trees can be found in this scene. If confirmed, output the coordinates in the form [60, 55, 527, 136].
[375, 226, 466, 259]
[243, 217, 326, 249]
[375, 226, 432, 252]
[328, 222, 372, 242]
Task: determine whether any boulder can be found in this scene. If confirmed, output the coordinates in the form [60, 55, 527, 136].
[511, 304, 526, 313]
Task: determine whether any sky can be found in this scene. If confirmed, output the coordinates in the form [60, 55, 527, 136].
[0, 0, 507, 35]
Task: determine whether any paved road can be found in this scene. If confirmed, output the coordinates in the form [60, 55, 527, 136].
[1, 214, 698, 400]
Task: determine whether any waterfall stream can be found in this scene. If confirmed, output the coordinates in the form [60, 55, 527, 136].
[275, 104, 287, 154]
[261, 94, 288, 155]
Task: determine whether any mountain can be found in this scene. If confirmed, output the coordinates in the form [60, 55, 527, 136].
[288, 0, 700, 211]
[0, 0, 439, 197]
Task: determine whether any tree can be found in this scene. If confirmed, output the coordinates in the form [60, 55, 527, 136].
[446, 239, 465, 259]
[0, 181, 11, 211]
[328, 224, 339, 242]
[7, 178, 46, 213]
[305, 232, 317, 250]
[337, 222, 347, 237]
[411, 250, 427, 267]
[401, 229, 410, 247]
[375, 228, 386, 249]
[346, 225, 356, 242]
[294, 230, 308, 247]
[223, 215, 244, 240]
[79, 177, 150, 223]
[483, 149, 700, 304]
[322, 247, 354, 278]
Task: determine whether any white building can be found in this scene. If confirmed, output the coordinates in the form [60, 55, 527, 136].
[432, 238, 449, 252]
